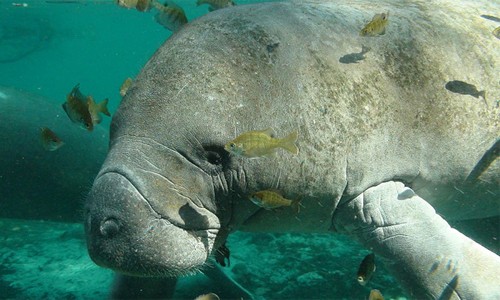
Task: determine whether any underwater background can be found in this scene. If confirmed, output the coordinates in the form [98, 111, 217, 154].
[0, 0, 498, 299]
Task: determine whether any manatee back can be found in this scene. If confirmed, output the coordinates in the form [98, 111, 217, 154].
[114, 0, 498, 224]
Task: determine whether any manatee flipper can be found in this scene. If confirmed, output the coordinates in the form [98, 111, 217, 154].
[333, 181, 500, 299]
[203, 264, 254, 299]
[110, 267, 252, 299]
[111, 273, 177, 299]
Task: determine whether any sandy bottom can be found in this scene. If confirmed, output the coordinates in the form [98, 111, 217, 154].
[0, 218, 406, 299]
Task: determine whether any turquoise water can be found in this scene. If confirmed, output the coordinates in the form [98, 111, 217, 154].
[0, 2, 403, 298]
[0, 0, 498, 299]
[0, 218, 407, 299]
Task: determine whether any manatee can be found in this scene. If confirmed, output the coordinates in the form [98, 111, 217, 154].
[85, 0, 500, 298]
[0, 86, 108, 222]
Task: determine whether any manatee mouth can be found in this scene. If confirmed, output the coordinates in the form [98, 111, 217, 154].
[85, 170, 220, 277]
[102, 168, 219, 232]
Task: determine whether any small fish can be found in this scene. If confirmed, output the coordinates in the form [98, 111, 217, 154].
[196, 0, 235, 11]
[360, 12, 389, 37]
[357, 253, 376, 286]
[368, 289, 384, 300]
[249, 190, 300, 212]
[225, 128, 298, 158]
[62, 84, 110, 131]
[445, 80, 487, 106]
[194, 293, 220, 300]
[120, 77, 133, 97]
[135, 0, 151, 11]
[493, 26, 500, 39]
[40, 127, 64, 151]
[480, 15, 500, 23]
[62, 84, 94, 131]
[339, 45, 371, 64]
[153, 1, 188, 32]
[87, 96, 110, 125]
[115, 0, 136, 9]
[116, 0, 152, 11]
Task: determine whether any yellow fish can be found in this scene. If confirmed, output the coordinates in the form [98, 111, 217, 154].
[225, 128, 298, 158]
[40, 127, 64, 151]
[368, 289, 384, 300]
[120, 77, 133, 97]
[360, 12, 389, 37]
[87, 96, 110, 125]
[249, 190, 300, 212]
[62, 84, 94, 131]
[62, 84, 110, 131]
[196, 0, 235, 11]
[116, 0, 152, 12]
[493, 26, 500, 39]
[153, 1, 188, 32]
[357, 253, 376, 286]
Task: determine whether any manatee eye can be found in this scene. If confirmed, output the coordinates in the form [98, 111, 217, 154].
[206, 151, 222, 165]
[230, 143, 236, 149]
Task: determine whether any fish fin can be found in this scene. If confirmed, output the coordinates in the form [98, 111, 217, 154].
[361, 45, 371, 54]
[97, 98, 111, 116]
[478, 91, 488, 107]
[291, 197, 303, 214]
[261, 151, 277, 159]
[87, 96, 96, 107]
[279, 131, 299, 155]
[195, 0, 203, 6]
[165, 0, 182, 10]
[372, 13, 382, 21]
[72, 83, 86, 100]
[151, 0, 163, 10]
[257, 128, 274, 136]
[87, 97, 101, 124]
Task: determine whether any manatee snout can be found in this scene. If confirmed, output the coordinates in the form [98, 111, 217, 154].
[85, 165, 219, 277]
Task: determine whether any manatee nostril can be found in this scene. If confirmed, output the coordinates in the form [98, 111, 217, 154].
[100, 218, 120, 238]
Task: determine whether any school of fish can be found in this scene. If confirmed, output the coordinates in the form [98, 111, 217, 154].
[115, 0, 237, 32]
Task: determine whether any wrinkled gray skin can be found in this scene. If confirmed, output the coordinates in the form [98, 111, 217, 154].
[85, 0, 500, 298]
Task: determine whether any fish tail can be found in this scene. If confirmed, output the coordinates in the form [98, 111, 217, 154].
[97, 98, 111, 116]
[361, 44, 371, 54]
[291, 197, 302, 214]
[479, 90, 486, 99]
[279, 131, 299, 155]
[152, 1, 163, 10]
[479, 91, 488, 107]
